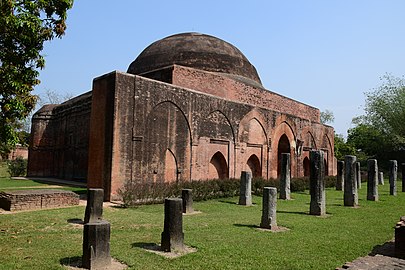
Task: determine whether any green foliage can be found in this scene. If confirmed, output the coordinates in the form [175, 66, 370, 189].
[363, 74, 405, 147]
[119, 176, 337, 207]
[334, 133, 356, 161]
[320, 109, 335, 124]
[0, 0, 73, 153]
[6, 157, 27, 177]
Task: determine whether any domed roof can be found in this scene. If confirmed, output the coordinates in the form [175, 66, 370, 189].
[127, 32, 262, 85]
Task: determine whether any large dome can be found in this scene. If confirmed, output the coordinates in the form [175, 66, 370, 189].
[127, 32, 262, 85]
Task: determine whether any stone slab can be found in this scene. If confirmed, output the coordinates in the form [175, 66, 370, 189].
[0, 189, 79, 211]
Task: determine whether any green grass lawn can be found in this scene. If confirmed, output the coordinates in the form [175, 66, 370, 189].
[0, 162, 86, 193]
[0, 181, 404, 270]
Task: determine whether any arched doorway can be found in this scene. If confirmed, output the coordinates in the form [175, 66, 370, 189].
[303, 157, 310, 177]
[324, 157, 328, 176]
[247, 154, 262, 178]
[208, 151, 229, 179]
[164, 149, 177, 183]
[277, 134, 290, 177]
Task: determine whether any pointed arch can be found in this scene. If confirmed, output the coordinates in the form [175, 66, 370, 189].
[305, 131, 317, 150]
[164, 149, 178, 183]
[201, 109, 235, 143]
[277, 134, 291, 177]
[208, 151, 229, 179]
[143, 101, 192, 182]
[238, 109, 268, 145]
[247, 154, 262, 178]
[270, 120, 296, 179]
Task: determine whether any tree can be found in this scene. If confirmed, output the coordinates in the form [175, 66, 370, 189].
[334, 133, 356, 161]
[364, 74, 405, 147]
[320, 109, 335, 125]
[0, 0, 74, 154]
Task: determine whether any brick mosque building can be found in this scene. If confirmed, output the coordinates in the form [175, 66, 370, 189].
[28, 33, 335, 201]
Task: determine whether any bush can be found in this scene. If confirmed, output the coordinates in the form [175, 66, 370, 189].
[119, 175, 338, 207]
[7, 157, 27, 177]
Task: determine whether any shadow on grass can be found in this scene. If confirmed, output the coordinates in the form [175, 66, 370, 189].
[277, 210, 307, 215]
[370, 240, 397, 258]
[233, 223, 259, 229]
[60, 256, 82, 268]
[67, 218, 84, 225]
[132, 242, 160, 251]
[218, 200, 237, 205]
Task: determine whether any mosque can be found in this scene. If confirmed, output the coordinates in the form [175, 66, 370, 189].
[28, 33, 335, 201]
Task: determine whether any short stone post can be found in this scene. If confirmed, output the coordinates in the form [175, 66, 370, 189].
[390, 160, 398, 196]
[260, 187, 277, 230]
[82, 220, 111, 269]
[161, 198, 184, 252]
[356, 162, 361, 189]
[182, 189, 193, 214]
[367, 159, 378, 201]
[239, 171, 252, 206]
[402, 163, 405, 192]
[309, 150, 325, 216]
[378, 172, 384, 185]
[84, 188, 104, 224]
[395, 217, 405, 259]
[344, 155, 358, 207]
[279, 153, 291, 200]
[336, 160, 344, 191]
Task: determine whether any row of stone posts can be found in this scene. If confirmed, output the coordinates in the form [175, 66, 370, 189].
[337, 157, 402, 207]
[80, 155, 405, 268]
[80, 187, 196, 269]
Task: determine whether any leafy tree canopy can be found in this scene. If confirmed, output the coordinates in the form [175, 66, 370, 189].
[334, 133, 356, 161]
[363, 74, 405, 148]
[0, 0, 73, 152]
[320, 109, 335, 125]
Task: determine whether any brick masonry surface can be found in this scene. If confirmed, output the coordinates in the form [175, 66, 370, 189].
[0, 189, 79, 211]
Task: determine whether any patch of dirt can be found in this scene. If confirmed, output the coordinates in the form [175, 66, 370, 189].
[139, 243, 197, 259]
[256, 225, 290, 233]
[183, 210, 202, 216]
[63, 257, 128, 270]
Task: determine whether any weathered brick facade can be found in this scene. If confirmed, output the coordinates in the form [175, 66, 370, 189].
[28, 92, 91, 180]
[28, 33, 335, 201]
[0, 189, 79, 211]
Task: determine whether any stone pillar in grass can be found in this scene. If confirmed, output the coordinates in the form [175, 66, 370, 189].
[390, 160, 398, 196]
[279, 153, 291, 200]
[82, 220, 111, 269]
[161, 198, 184, 252]
[182, 189, 193, 214]
[356, 162, 361, 189]
[336, 160, 344, 191]
[344, 155, 358, 207]
[84, 188, 104, 224]
[395, 217, 405, 259]
[402, 163, 405, 192]
[239, 171, 252, 206]
[260, 187, 277, 229]
[309, 150, 326, 216]
[367, 159, 379, 201]
[379, 172, 384, 185]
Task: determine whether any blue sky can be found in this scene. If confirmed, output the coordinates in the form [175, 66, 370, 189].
[36, 0, 405, 137]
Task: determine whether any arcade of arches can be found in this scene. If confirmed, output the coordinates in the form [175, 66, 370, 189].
[27, 33, 335, 201]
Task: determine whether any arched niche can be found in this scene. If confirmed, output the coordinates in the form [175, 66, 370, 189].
[238, 111, 268, 179]
[208, 151, 229, 179]
[144, 101, 191, 182]
[277, 134, 291, 177]
[270, 121, 296, 179]
[247, 154, 262, 178]
[164, 149, 178, 183]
